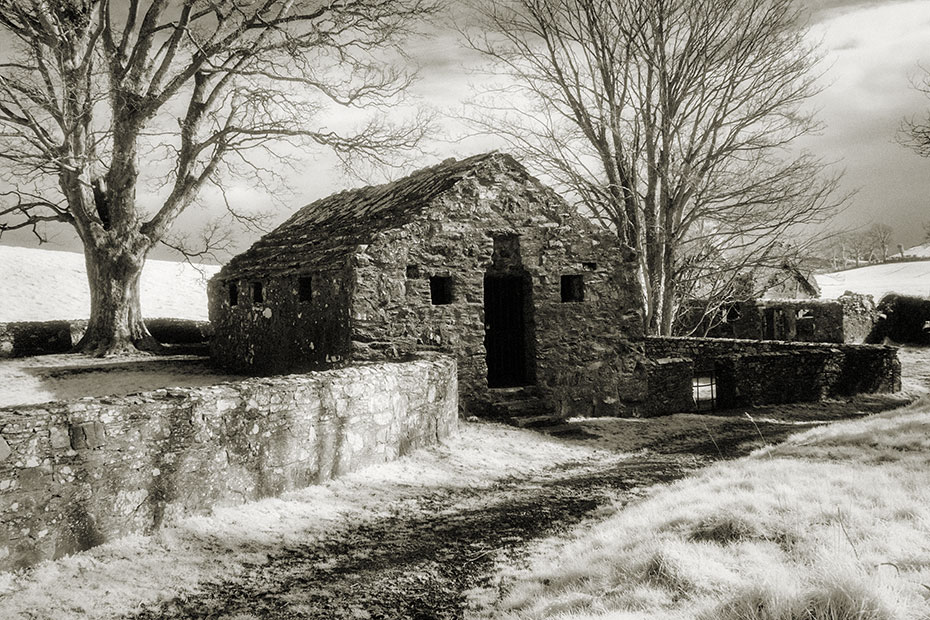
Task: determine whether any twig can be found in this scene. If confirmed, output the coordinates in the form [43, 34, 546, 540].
[836, 507, 861, 562]
[699, 418, 723, 459]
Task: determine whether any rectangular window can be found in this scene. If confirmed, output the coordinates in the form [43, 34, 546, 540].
[406, 264, 421, 279]
[582, 262, 597, 271]
[298, 276, 312, 303]
[429, 275, 454, 305]
[228, 282, 238, 306]
[560, 274, 584, 302]
[252, 281, 264, 303]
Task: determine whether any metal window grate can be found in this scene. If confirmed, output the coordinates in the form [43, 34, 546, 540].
[693, 370, 717, 412]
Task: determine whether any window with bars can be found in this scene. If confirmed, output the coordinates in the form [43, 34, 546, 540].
[693, 369, 717, 412]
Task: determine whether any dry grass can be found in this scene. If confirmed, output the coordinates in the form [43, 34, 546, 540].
[470, 400, 930, 620]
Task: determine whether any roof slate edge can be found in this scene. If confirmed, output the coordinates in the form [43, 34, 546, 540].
[214, 151, 532, 280]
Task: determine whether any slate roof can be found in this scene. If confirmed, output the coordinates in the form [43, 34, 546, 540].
[217, 152, 531, 279]
[756, 260, 820, 298]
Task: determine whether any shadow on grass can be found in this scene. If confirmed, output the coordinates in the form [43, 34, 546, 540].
[127, 457, 689, 620]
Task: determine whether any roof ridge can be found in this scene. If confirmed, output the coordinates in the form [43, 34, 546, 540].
[217, 151, 526, 278]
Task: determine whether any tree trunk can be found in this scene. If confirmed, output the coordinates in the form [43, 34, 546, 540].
[73, 241, 160, 356]
[659, 244, 677, 336]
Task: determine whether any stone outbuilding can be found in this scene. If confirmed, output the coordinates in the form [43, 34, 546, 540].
[209, 153, 648, 418]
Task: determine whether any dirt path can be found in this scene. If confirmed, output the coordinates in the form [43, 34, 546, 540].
[130, 457, 687, 620]
[123, 398, 909, 620]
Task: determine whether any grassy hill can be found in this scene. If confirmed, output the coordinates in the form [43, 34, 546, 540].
[473, 400, 930, 619]
[816, 261, 930, 300]
[0, 244, 219, 322]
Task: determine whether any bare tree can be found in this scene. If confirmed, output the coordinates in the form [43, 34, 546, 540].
[866, 223, 894, 263]
[903, 69, 930, 159]
[0, 0, 437, 355]
[463, 0, 842, 334]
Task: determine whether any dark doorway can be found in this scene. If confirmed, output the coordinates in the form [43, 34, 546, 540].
[484, 274, 533, 387]
[764, 307, 777, 340]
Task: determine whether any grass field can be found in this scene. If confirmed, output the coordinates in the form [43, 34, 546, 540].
[0, 244, 218, 322]
[816, 261, 930, 300]
[470, 401, 930, 620]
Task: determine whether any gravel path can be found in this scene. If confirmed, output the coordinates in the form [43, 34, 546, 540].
[122, 397, 910, 620]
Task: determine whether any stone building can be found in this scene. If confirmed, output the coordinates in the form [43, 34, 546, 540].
[758, 261, 820, 300]
[679, 293, 877, 344]
[209, 153, 648, 418]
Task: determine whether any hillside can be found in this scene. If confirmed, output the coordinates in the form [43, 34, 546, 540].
[904, 241, 930, 258]
[815, 260, 930, 300]
[0, 245, 220, 322]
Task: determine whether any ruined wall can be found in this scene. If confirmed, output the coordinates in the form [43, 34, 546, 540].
[351, 165, 647, 417]
[678, 299, 857, 343]
[0, 320, 212, 358]
[0, 354, 457, 571]
[646, 358, 695, 416]
[645, 336, 900, 411]
[209, 264, 353, 374]
[838, 292, 877, 344]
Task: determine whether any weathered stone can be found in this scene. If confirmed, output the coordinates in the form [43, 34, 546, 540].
[209, 153, 647, 417]
[0, 354, 457, 572]
[69, 421, 106, 450]
[645, 337, 899, 412]
[49, 426, 70, 450]
[0, 319, 211, 358]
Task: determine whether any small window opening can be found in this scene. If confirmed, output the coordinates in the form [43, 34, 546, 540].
[561, 274, 584, 302]
[693, 369, 717, 412]
[228, 282, 238, 306]
[406, 264, 421, 279]
[298, 276, 312, 303]
[251, 281, 264, 303]
[429, 276, 454, 305]
[582, 262, 597, 271]
[724, 305, 742, 323]
[797, 308, 812, 320]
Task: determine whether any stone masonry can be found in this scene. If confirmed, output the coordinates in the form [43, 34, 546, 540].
[210, 153, 648, 418]
[645, 337, 900, 411]
[0, 354, 457, 571]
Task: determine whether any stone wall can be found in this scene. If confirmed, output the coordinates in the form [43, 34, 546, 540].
[645, 336, 900, 411]
[0, 354, 457, 571]
[209, 264, 354, 373]
[646, 358, 695, 416]
[351, 166, 647, 417]
[677, 295, 876, 344]
[679, 300, 845, 342]
[838, 292, 877, 344]
[0, 319, 213, 358]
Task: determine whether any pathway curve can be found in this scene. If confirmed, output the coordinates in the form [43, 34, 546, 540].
[125, 399, 906, 620]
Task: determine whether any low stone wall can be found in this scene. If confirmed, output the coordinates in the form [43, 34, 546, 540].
[677, 294, 876, 344]
[0, 319, 213, 357]
[0, 354, 457, 571]
[646, 336, 900, 411]
[646, 358, 694, 416]
[838, 292, 877, 344]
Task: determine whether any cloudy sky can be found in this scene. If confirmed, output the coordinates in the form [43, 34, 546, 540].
[798, 0, 930, 246]
[2, 0, 930, 258]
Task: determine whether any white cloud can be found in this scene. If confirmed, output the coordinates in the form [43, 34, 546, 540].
[798, 1, 930, 241]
